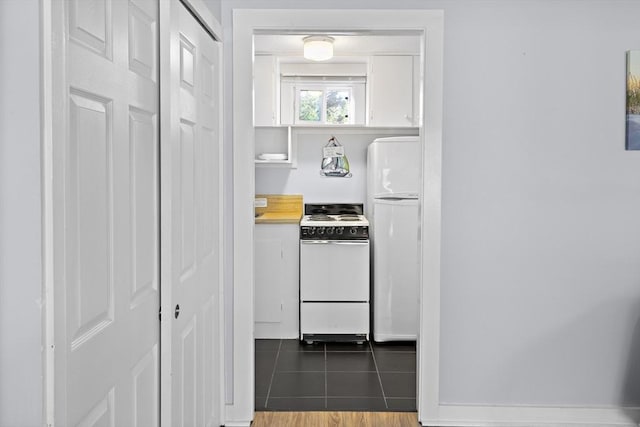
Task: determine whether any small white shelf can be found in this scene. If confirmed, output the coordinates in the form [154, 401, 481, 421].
[254, 159, 291, 165]
[255, 126, 296, 168]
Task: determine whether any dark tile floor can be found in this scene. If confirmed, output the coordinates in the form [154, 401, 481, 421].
[255, 339, 416, 412]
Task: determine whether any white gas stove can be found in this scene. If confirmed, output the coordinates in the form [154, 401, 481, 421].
[299, 203, 370, 344]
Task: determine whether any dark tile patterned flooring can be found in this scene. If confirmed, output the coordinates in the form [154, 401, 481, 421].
[255, 339, 416, 412]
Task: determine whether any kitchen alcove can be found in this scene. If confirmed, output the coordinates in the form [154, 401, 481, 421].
[234, 8, 444, 423]
[251, 31, 423, 413]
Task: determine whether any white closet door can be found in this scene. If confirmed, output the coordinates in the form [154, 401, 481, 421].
[160, 2, 222, 426]
[52, 0, 159, 425]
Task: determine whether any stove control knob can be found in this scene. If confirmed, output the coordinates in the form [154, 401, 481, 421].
[327, 227, 334, 235]
[336, 227, 344, 235]
[349, 227, 357, 235]
[317, 228, 325, 235]
[308, 227, 315, 236]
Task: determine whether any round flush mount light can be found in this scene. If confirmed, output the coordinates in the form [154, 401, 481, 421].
[303, 36, 334, 61]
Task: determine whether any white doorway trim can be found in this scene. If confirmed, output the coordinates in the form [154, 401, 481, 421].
[230, 9, 444, 425]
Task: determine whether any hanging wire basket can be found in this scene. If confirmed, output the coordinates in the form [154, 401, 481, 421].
[320, 136, 352, 178]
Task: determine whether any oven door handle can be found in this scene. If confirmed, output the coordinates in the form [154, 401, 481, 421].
[301, 240, 369, 245]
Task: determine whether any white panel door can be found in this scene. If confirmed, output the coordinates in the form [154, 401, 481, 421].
[52, 0, 159, 425]
[160, 2, 222, 426]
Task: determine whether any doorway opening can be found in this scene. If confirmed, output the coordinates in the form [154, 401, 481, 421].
[253, 31, 421, 412]
[231, 9, 444, 424]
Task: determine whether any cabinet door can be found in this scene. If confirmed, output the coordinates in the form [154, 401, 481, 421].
[279, 227, 300, 337]
[254, 237, 282, 323]
[254, 224, 299, 338]
[369, 55, 414, 127]
[254, 55, 276, 126]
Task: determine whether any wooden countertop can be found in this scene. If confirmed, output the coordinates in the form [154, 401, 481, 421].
[255, 212, 301, 224]
[255, 194, 302, 224]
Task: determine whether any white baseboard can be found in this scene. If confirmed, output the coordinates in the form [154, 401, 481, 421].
[421, 404, 640, 427]
[254, 322, 298, 339]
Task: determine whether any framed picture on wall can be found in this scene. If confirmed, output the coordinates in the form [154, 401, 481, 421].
[627, 50, 640, 150]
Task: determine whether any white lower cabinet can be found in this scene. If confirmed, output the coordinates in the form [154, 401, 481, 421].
[254, 224, 299, 338]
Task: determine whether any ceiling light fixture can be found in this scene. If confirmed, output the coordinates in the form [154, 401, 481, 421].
[303, 36, 334, 61]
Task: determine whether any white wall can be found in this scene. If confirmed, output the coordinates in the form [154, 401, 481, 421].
[255, 129, 417, 204]
[0, 0, 43, 426]
[220, 0, 640, 414]
[437, 0, 640, 407]
[202, 0, 222, 22]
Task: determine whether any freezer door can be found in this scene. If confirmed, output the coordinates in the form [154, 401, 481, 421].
[367, 138, 421, 199]
[300, 240, 370, 301]
[372, 199, 420, 341]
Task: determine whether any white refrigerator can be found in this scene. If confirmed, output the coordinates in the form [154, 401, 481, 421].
[367, 136, 421, 342]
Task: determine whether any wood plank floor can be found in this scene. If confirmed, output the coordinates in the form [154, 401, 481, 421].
[252, 411, 420, 427]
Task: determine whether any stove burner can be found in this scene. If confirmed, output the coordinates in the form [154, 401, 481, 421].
[304, 203, 364, 216]
[339, 215, 360, 221]
[308, 215, 336, 221]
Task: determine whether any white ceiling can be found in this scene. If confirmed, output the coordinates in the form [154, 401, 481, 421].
[254, 34, 420, 57]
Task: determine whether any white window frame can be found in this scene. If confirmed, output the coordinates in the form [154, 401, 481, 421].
[294, 85, 354, 125]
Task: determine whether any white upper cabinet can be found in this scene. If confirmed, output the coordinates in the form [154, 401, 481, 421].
[254, 55, 277, 126]
[368, 55, 415, 127]
[253, 33, 420, 129]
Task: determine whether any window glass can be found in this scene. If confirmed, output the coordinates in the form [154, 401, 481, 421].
[298, 90, 323, 122]
[326, 89, 350, 124]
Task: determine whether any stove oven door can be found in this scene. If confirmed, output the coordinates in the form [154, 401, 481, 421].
[300, 240, 370, 301]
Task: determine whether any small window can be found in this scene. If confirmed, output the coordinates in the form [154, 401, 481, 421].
[281, 75, 366, 125]
[326, 89, 350, 124]
[296, 86, 353, 125]
[298, 89, 323, 123]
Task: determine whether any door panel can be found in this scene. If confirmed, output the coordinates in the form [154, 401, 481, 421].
[67, 90, 113, 346]
[131, 346, 158, 427]
[160, 2, 222, 426]
[130, 107, 158, 308]
[180, 318, 197, 427]
[68, 0, 112, 58]
[202, 297, 217, 423]
[128, 0, 157, 81]
[53, 0, 159, 425]
[179, 121, 197, 278]
[76, 389, 114, 427]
